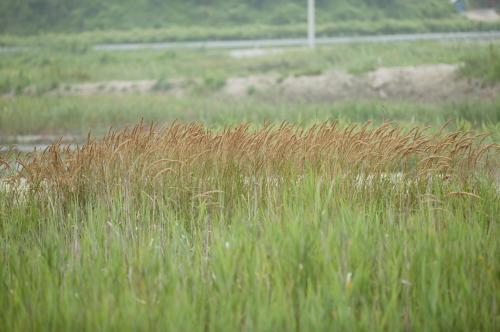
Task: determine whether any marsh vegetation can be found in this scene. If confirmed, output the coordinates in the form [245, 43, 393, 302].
[1, 5, 499, 329]
[1, 121, 499, 330]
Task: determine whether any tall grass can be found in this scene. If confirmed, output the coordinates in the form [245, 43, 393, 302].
[6, 121, 497, 202]
[1, 121, 498, 331]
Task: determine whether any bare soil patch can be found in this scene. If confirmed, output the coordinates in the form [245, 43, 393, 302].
[464, 9, 500, 22]
[223, 64, 500, 102]
[50, 79, 186, 97]
[33, 64, 500, 102]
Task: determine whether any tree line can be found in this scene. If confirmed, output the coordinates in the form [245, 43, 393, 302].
[0, 0, 489, 35]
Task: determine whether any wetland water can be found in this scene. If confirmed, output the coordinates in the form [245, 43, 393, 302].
[0, 135, 81, 153]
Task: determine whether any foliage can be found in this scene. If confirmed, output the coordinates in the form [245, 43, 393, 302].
[0, 0, 459, 35]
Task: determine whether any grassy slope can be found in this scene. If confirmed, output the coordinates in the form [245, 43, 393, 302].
[0, 0, 499, 45]
[0, 0, 459, 34]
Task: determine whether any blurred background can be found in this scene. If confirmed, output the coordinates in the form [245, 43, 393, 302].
[0, 0, 499, 150]
[1, 0, 499, 35]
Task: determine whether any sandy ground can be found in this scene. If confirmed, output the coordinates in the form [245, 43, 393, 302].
[464, 9, 500, 22]
[37, 64, 500, 102]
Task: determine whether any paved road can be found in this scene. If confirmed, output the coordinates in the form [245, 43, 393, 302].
[93, 31, 500, 51]
[1, 31, 500, 54]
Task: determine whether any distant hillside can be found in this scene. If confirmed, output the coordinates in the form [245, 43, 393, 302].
[0, 0, 465, 35]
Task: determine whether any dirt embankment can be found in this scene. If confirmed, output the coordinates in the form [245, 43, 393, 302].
[45, 64, 500, 102]
[223, 64, 499, 102]
[464, 9, 500, 22]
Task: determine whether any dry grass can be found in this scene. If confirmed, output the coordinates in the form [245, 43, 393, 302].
[2, 121, 498, 203]
[1, 121, 499, 331]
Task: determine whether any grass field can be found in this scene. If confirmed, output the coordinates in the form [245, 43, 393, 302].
[1, 40, 499, 95]
[1, 35, 499, 331]
[1, 121, 499, 331]
[1, 96, 500, 138]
